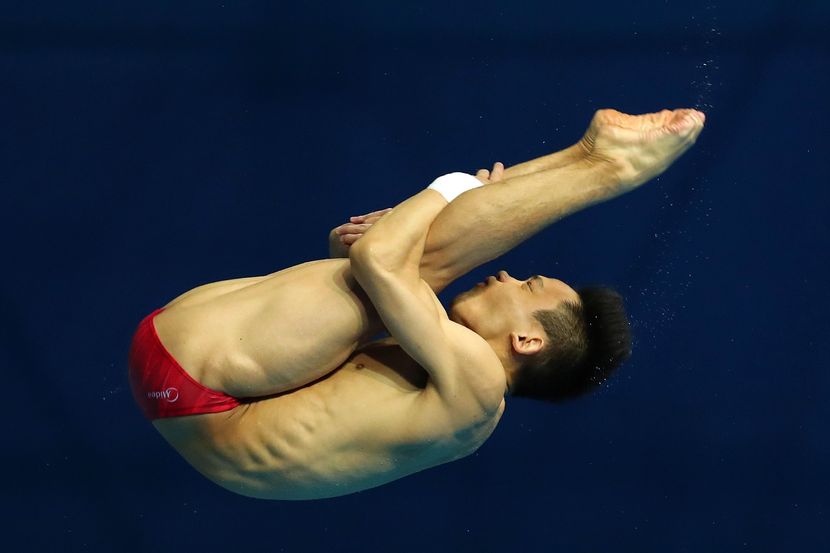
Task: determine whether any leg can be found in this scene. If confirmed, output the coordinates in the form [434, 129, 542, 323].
[155, 109, 703, 399]
[153, 259, 386, 398]
[499, 142, 585, 179]
[157, 143, 595, 398]
[419, 108, 705, 291]
[418, 158, 614, 291]
[159, 153, 600, 398]
[154, 143, 590, 399]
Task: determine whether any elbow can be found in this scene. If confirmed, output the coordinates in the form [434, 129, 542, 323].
[349, 240, 396, 290]
[348, 237, 372, 267]
[349, 239, 387, 275]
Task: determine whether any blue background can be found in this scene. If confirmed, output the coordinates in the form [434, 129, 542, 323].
[2, 1, 828, 551]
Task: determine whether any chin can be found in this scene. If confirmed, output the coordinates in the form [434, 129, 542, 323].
[450, 289, 483, 329]
[447, 303, 462, 325]
[448, 294, 469, 326]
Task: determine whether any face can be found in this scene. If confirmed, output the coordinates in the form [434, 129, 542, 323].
[449, 270, 580, 340]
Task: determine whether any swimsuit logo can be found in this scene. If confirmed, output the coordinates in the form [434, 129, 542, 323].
[147, 387, 179, 402]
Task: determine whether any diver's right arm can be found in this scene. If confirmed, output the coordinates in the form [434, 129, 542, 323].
[329, 208, 392, 259]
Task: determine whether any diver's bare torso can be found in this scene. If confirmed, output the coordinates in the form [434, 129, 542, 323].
[154, 338, 505, 500]
[150, 259, 506, 500]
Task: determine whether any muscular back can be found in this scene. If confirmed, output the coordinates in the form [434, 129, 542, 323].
[153, 338, 506, 500]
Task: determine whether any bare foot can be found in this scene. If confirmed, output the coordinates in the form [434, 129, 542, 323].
[578, 108, 706, 191]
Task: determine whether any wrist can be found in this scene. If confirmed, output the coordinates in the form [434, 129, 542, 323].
[573, 141, 628, 195]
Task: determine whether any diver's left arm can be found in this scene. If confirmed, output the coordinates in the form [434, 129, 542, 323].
[349, 182, 503, 402]
[350, 172, 483, 275]
[351, 190, 446, 276]
[348, 189, 456, 393]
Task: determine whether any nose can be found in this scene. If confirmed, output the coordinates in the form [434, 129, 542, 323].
[497, 270, 509, 282]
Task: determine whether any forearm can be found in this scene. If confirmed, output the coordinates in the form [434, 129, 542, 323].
[350, 189, 448, 274]
[420, 156, 621, 290]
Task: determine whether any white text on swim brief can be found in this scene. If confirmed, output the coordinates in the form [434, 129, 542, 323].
[147, 387, 179, 402]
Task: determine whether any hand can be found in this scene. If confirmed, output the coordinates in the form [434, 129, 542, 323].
[475, 161, 505, 184]
[333, 207, 393, 248]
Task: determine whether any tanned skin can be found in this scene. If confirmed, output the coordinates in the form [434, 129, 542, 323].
[145, 109, 705, 499]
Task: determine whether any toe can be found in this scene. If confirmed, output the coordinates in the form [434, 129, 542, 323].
[669, 110, 697, 129]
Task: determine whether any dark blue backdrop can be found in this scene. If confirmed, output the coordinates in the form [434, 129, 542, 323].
[2, 1, 828, 552]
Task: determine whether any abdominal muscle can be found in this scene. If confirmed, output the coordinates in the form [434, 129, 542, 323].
[152, 341, 504, 500]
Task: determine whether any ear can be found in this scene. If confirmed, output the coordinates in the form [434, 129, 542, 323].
[510, 331, 545, 356]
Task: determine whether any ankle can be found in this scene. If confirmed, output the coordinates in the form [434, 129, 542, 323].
[571, 152, 627, 197]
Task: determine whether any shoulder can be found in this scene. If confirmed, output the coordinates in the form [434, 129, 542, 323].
[435, 321, 507, 413]
[377, 329, 506, 415]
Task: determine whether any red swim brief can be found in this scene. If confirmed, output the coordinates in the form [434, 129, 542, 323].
[128, 308, 243, 420]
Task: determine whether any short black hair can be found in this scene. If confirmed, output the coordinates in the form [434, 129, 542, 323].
[509, 286, 632, 402]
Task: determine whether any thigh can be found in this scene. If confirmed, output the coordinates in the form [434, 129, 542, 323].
[153, 259, 385, 398]
[162, 276, 266, 309]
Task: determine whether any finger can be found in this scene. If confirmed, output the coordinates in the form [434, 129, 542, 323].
[476, 168, 490, 180]
[352, 208, 393, 222]
[335, 223, 370, 235]
[356, 211, 388, 224]
[491, 161, 505, 182]
[340, 234, 362, 245]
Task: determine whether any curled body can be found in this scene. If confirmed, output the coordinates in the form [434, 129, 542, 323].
[152, 338, 505, 500]
[135, 108, 705, 498]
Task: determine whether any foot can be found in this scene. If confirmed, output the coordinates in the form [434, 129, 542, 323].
[578, 108, 706, 192]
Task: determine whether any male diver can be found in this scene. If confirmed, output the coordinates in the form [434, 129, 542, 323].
[129, 108, 705, 499]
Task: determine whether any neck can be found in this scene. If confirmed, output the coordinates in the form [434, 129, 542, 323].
[487, 336, 522, 392]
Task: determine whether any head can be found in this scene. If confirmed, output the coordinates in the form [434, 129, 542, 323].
[450, 271, 631, 402]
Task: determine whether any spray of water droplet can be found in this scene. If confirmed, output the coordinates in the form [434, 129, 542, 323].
[691, 5, 721, 111]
